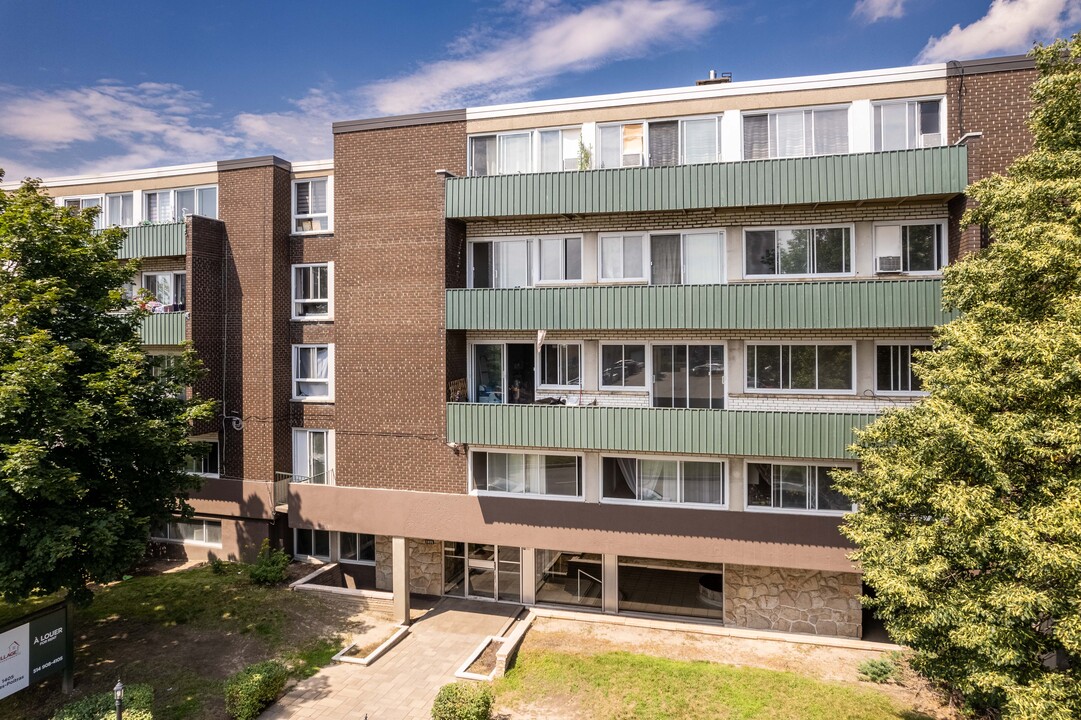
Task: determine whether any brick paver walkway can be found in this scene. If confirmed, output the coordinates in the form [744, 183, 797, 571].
[261, 597, 521, 720]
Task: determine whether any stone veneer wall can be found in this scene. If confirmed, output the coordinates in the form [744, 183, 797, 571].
[723, 564, 862, 638]
[374, 536, 443, 595]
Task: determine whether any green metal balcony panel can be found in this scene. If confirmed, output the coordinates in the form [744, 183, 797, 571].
[445, 147, 968, 218]
[446, 403, 873, 459]
[139, 312, 186, 345]
[446, 279, 953, 331]
[117, 223, 186, 259]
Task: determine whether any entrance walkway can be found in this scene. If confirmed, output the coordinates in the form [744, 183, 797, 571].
[261, 597, 521, 720]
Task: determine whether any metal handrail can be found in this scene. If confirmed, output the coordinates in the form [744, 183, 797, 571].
[576, 569, 601, 600]
[274, 469, 335, 486]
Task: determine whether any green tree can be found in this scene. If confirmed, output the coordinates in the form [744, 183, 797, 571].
[0, 175, 215, 604]
[835, 36, 1081, 719]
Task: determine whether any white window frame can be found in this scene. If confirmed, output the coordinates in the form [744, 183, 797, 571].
[741, 104, 852, 159]
[647, 228, 727, 285]
[292, 176, 333, 235]
[679, 115, 722, 165]
[742, 223, 856, 279]
[140, 271, 187, 310]
[536, 341, 584, 391]
[872, 219, 948, 275]
[293, 528, 332, 562]
[874, 341, 932, 397]
[598, 233, 648, 283]
[185, 438, 220, 478]
[601, 453, 729, 509]
[291, 262, 334, 320]
[291, 428, 336, 485]
[743, 460, 856, 516]
[466, 237, 535, 289]
[599, 341, 649, 391]
[534, 234, 585, 286]
[104, 192, 135, 227]
[646, 340, 727, 409]
[872, 96, 946, 151]
[535, 126, 583, 172]
[143, 185, 218, 223]
[744, 341, 858, 395]
[338, 531, 377, 565]
[597, 121, 647, 168]
[292, 344, 335, 402]
[468, 448, 585, 501]
[151, 518, 223, 547]
[59, 195, 105, 229]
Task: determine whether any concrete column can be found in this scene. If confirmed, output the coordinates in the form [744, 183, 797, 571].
[392, 536, 411, 625]
[582, 453, 601, 503]
[602, 553, 619, 614]
[520, 548, 536, 605]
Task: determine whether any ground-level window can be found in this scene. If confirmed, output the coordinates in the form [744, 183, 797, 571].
[471, 450, 582, 497]
[876, 344, 931, 393]
[443, 543, 521, 602]
[746, 463, 853, 513]
[745, 344, 854, 392]
[651, 344, 724, 408]
[339, 533, 375, 564]
[151, 519, 222, 547]
[602, 456, 726, 506]
[295, 529, 331, 560]
[534, 550, 603, 608]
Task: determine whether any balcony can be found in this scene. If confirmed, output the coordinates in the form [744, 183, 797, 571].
[447, 278, 952, 331]
[117, 222, 186, 259]
[445, 146, 968, 219]
[139, 312, 186, 345]
[446, 402, 874, 460]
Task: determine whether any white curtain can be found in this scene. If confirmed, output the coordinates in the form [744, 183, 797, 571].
[616, 458, 637, 498]
[773, 111, 805, 158]
[683, 233, 723, 284]
[682, 119, 718, 164]
[601, 236, 622, 279]
[639, 460, 678, 502]
[813, 108, 848, 155]
[500, 133, 531, 174]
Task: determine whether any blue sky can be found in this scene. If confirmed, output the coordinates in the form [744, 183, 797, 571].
[0, 0, 1078, 179]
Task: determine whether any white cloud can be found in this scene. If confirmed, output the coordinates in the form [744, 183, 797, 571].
[853, 0, 906, 23]
[365, 0, 718, 115]
[917, 0, 1081, 62]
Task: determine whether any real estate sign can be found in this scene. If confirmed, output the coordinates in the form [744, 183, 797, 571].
[0, 603, 71, 701]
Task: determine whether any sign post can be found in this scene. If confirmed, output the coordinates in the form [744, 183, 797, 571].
[0, 600, 73, 702]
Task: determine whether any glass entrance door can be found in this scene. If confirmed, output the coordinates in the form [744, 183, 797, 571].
[444, 542, 522, 602]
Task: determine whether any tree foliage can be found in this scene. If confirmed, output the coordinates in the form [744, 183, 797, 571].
[835, 36, 1081, 719]
[0, 175, 215, 604]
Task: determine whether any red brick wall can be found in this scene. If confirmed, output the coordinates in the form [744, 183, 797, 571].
[333, 121, 469, 492]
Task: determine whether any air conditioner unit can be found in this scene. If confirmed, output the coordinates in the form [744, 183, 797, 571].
[920, 133, 942, 148]
[876, 256, 903, 274]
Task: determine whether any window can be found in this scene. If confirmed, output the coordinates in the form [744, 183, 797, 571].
[62, 196, 103, 229]
[152, 519, 222, 546]
[144, 186, 217, 222]
[537, 236, 582, 283]
[539, 343, 581, 388]
[105, 193, 133, 227]
[292, 428, 334, 484]
[650, 231, 724, 285]
[469, 133, 531, 176]
[339, 533, 375, 564]
[599, 234, 646, 281]
[149, 354, 187, 399]
[294, 529, 331, 560]
[293, 178, 330, 233]
[602, 456, 725, 506]
[599, 123, 645, 168]
[600, 344, 646, 389]
[141, 271, 186, 311]
[876, 344, 931, 393]
[875, 99, 943, 151]
[469, 238, 533, 288]
[539, 127, 582, 172]
[292, 345, 333, 400]
[746, 344, 854, 392]
[681, 117, 720, 164]
[746, 463, 853, 513]
[471, 451, 582, 497]
[874, 222, 946, 273]
[743, 107, 849, 159]
[744, 226, 852, 276]
[185, 440, 220, 477]
[652, 344, 724, 408]
[471, 342, 535, 403]
[292, 263, 333, 319]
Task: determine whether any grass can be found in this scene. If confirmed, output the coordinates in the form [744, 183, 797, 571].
[495, 650, 930, 720]
[0, 562, 374, 720]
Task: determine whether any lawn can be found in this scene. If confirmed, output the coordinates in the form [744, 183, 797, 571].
[494, 649, 933, 720]
[0, 561, 380, 720]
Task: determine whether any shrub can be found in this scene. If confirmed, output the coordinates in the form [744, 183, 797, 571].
[248, 539, 290, 586]
[52, 683, 154, 719]
[210, 557, 226, 575]
[224, 659, 289, 720]
[431, 681, 493, 720]
[858, 654, 903, 684]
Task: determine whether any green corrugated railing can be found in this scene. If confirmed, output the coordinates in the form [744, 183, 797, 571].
[445, 146, 968, 218]
[446, 278, 953, 331]
[139, 312, 186, 345]
[446, 403, 874, 459]
[117, 222, 186, 259]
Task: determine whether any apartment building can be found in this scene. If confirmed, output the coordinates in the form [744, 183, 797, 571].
[5, 54, 1036, 639]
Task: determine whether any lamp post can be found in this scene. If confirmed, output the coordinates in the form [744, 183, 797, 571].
[113, 680, 124, 719]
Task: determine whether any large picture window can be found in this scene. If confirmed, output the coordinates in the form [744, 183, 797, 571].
[602, 456, 726, 506]
[746, 344, 854, 392]
[652, 344, 724, 408]
[744, 226, 852, 276]
[292, 263, 333, 319]
[743, 107, 849, 159]
[876, 344, 931, 393]
[471, 451, 582, 497]
[746, 463, 853, 513]
[292, 345, 333, 400]
[293, 178, 330, 233]
[600, 344, 647, 389]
